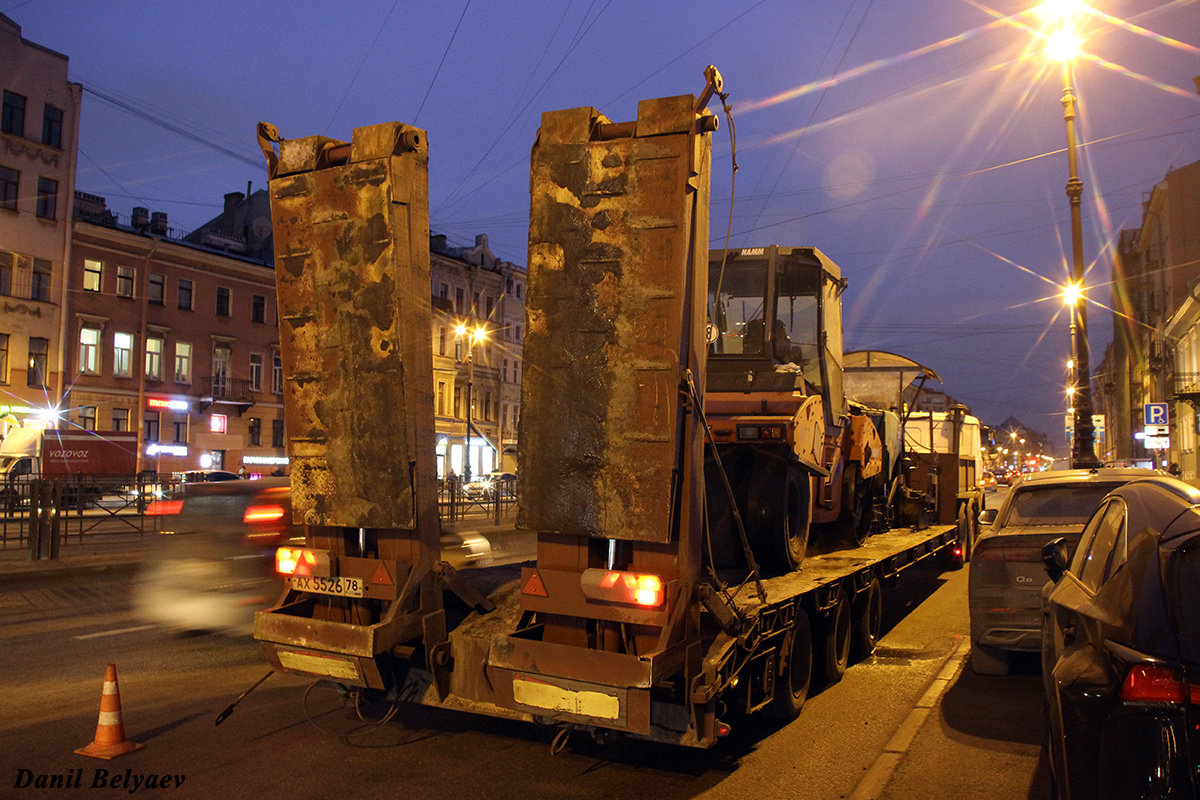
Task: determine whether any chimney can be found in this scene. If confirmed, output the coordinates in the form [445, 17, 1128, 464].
[430, 233, 448, 253]
[131, 207, 150, 231]
[150, 211, 168, 236]
[223, 191, 245, 232]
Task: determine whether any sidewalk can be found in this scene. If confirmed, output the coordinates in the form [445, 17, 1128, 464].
[0, 511, 522, 583]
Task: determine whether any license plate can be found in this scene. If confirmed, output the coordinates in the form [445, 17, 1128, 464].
[291, 575, 365, 598]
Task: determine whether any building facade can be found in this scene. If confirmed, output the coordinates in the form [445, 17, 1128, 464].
[1099, 157, 1200, 478]
[70, 195, 286, 475]
[429, 234, 525, 481]
[0, 14, 81, 431]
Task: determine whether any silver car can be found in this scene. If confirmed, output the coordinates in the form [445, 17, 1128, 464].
[968, 467, 1158, 675]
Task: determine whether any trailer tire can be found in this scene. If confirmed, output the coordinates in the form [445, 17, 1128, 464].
[818, 585, 852, 685]
[747, 464, 810, 574]
[851, 576, 882, 662]
[765, 608, 813, 720]
[957, 504, 973, 563]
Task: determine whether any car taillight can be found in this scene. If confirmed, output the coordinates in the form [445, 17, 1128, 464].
[1119, 663, 1188, 704]
[145, 499, 183, 516]
[275, 547, 333, 577]
[244, 504, 286, 523]
[580, 568, 665, 607]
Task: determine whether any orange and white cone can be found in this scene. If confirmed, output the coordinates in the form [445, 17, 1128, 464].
[75, 663, 144, 759]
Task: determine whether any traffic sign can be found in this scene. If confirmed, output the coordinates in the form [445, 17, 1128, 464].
[1145, 435, 1170, 450]
[1145, 425, 1169, 437]
[1145, 403, 1169, 426]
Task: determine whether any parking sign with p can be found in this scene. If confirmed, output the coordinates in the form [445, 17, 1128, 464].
[1144, 403, 1168, 427]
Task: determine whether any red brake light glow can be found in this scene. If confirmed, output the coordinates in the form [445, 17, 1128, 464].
[1119, 663, 1187, 704]
[580, 568, 665, 607]
[244, 504, 286, 523]
[145, 499, 183, 516]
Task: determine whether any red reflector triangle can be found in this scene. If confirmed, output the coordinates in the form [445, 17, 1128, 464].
[370, 563, 394, 585]
[522, 570, 548, 598]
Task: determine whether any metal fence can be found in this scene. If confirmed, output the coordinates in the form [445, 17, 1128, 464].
[437, 477, 517, 523]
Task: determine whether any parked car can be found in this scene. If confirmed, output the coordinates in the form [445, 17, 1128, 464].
[1041, 476, 1200, 800]
[980, 470, 997, 491]
[968, 467, 1158, 675]
[463, 471, 516, 499]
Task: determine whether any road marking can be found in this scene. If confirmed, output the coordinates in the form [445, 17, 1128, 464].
[847, 635, 971, 800]
[72, 624, 156, 640]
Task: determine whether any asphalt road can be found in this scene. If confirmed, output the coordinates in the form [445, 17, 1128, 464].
[1, 524, 1050, 800]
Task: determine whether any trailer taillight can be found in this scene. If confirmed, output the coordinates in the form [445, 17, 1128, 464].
[275, 547, 333, 578]
[737, 424, 786, 441]
[580, 568, 665, 607]
[244, 504, 286, 523]
[145, 499, 183, 516]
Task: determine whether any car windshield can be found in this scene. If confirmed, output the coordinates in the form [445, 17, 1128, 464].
[1002, 484, 1122, 527]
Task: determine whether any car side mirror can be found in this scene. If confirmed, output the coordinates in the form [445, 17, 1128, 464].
[978, 508, 997, 527]
[1042, 537, 1070, 583]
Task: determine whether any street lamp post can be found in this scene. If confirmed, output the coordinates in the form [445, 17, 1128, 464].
[1048, 9, 1102, 469]
[456, 322, 488, 483]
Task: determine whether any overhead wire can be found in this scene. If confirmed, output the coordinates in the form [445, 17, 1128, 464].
[324, 0, 401, 134]
[415, 0, 474, 125]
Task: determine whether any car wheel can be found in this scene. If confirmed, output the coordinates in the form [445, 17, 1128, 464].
[970, 641, 1010, 676]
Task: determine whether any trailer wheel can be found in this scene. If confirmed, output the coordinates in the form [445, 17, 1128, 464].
[956, 504, 972, 563]
[764, 608, 812, 720]
[851, 576, 882, 662]
[747, 464, 810, 574]
[818, 585, 852, 685]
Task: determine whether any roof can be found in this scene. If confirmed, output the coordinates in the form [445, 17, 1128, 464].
[1009, 467, 1160, 490]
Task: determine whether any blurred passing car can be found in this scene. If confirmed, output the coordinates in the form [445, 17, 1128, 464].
[134, 477, 534, 634]
[980, 470, 997, 492]
[463, 471, 516, 499]
[968, 467, 1158, 675]
[133, 477, 298, 635]
[1041, 476, 1200, 800]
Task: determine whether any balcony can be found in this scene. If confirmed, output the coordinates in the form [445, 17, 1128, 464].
[1170, 372, 1200, 404]
[198, 375, 256, 414]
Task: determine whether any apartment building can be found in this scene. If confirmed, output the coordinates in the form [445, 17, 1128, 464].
[0, 14, 81, 429]
[70, 195, 286, 475]
[430, 234, 526, 480]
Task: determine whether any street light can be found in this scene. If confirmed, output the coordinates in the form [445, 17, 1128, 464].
[455, 321, 489, 483]
[1043, 2, 1101, 469]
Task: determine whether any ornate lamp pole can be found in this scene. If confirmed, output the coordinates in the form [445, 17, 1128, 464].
[1046, 5, 1101, 468]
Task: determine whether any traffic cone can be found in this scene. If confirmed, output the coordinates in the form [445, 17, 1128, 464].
[75, 663, 144, 759]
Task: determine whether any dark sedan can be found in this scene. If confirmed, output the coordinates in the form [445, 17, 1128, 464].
[1041, 476, 1200, 800]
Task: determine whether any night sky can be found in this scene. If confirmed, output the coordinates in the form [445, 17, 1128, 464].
[8, 0, 1200, 450]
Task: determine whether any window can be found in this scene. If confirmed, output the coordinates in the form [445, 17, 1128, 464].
[251, 294, 265, 323]
[31, 259, 50, 302]
[502, 359, 509, 383]
[439, 327, 446, 356]
[111, 408, 129, 432]
[0, 252, 10, 295]
[27, 336, 47, 387]
[113, 332, 133, 377]
[216, 286, 230, 317]
[483, 391, 492, 421]
[248, 418, 262, 447]
[515, 362, 521, 384]
[249, 353, 263, 392]
[83, 260, 102, 292]
[144, 412, 159, 443]
[41, 106, 63, 149]
[174, 342, 192, 383]
[439, 283, 448, 300]
[148, 273, 164, 304]
[0, 166, 16, 212]
[36, 177, 57, 219]
[145, 337, 163, 380]
[172, 418, 187, 443]
[78, 406, 96, 432]
[437, 381, 446, 415]
[516, 323, 523, 342]
[116, 265, 134, 298]
[178, 279, 193, 310]
[455, 340, 463, 361]
[455, 287, 464, 314]
[453, 387, 461, 418]
[486, 296, 494, 317]
[271, 352, 283, 394]
[2, 92, 25, 136]
[0, 333, 7, 383]
[78, 327, 100, 374]
[271, 419, 284, 448]
[516, 282, 522, 299]
[473, 292, 480, 313]
[1072, 500, 1126, 592]
[213, 346, 231, 396]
